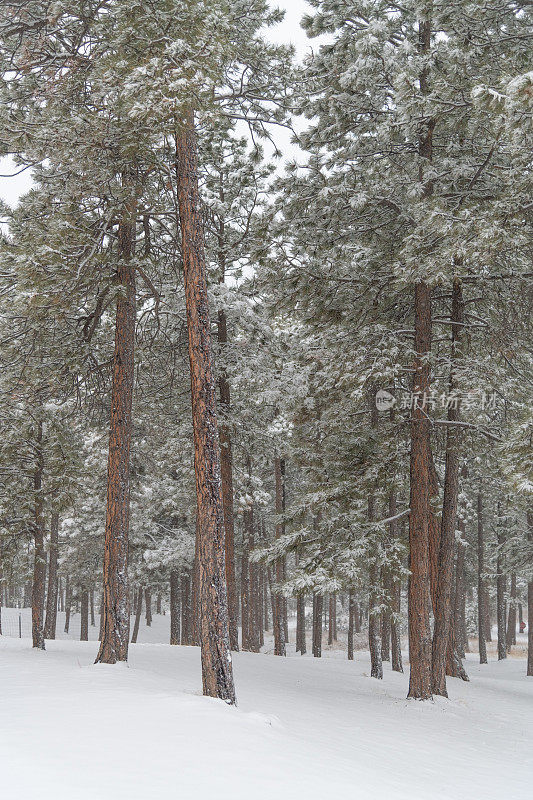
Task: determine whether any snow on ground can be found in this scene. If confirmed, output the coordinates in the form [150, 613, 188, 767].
[1, 608, 532, 800]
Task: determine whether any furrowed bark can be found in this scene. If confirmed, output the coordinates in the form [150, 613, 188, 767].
[432, 279, 465, 696]
[95, 201, 136, 665]
[175, 110, 235, 704]
[407, 15, 435, 701]
[407, 281, 433, 699]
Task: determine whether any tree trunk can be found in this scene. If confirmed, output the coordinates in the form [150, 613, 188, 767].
[64, 576, 71, 634]
[191, 550, 200, 646]
[175, 111, 235, 704]
[526, 510, 533, 677]
[368, 394, 383, 679]
[156, 593, 162, 615]
[348, 591, 356, 661]
[328, 594, 336, 646]
[98, 593, 104, 640]
[432, 278, 465, 696]
[381, 573, 391, 663]
[131, 587, 143, 644]
[248, 516, 261, 653]
[181, 573, 192, 645]
[43, 510, 59, 640]
[407, 281, 433, 699]
[273, 457, 287, 656]
[483, 590, 492, 641]
[496, 511, 507, 660]
[32, 422, 46, 650]
[407, 12, 435, 700]
[95, 201, 136, 665]
[90, 590, 95, 627]
[241, 514, 251, 651]
[80, 590, 89, 641]
[312, 593, 323, 657]
[506, 573, 517, 652]
[217, 302, 238, 651]
[477, 490, 488, 664]
[296, 594, 306, 654]
[367, 512, 383, 676]
[389, 493, 403, 673]
[454, 532, 467, 657]
[145, 588, 152, 627]
[170, 569, 180, 645]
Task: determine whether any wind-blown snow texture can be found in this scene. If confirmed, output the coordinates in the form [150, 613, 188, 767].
[1, 609, 531, 799]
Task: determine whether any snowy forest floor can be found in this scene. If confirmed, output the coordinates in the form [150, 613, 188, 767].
[2, 609, 532, 800]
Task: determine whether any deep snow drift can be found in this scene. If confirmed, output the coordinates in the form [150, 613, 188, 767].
[1, 608, 532, 800]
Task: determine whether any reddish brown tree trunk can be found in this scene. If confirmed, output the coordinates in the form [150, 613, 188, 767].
[95, 205, 136, 664]
[175, 111, 235, 704]
[44, 510, 59, 640]
[32, 422, 46, 650]
[432, 279, 465, 696]
[407, 13, 435, 700]
[407, 281, 433, 699]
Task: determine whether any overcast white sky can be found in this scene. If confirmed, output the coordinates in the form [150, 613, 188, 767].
[0, 1, 316, 208]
